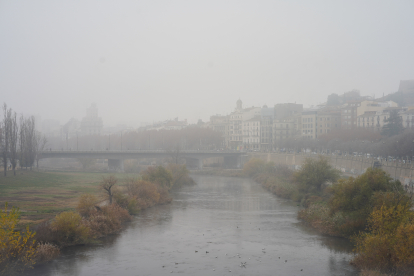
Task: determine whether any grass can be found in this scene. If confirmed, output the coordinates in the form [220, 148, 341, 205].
[0, 170, 141, 226]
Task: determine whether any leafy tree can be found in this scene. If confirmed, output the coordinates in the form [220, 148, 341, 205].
[294, 156, 340, 193]
[326, 93, 341, 106]
[0, 203, 37, 275]
[329, 168, 402, 216]
[353, 202, 414, 270]
[167, 163, 194, 187]
[381, 109, 404, 137]
[141, 166, 173, 189]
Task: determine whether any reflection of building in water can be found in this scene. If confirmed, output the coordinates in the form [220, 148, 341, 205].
[81, 104, 103, 135]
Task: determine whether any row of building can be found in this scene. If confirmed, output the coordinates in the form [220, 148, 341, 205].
[208, 96, 414, 150]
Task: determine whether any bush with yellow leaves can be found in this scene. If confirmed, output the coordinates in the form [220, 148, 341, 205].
[0, 203, 37, 275]
[353, 199, 414, 272]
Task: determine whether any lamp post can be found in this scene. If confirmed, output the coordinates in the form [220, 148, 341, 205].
[121, 131, 123, 150]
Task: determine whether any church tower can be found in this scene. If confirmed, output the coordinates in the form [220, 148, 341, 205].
[236, 99, 242, 111]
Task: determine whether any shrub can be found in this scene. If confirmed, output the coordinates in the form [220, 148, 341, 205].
[112, 189, 129, 209]
[86, 204, 131, 238]
[34, 242, 60, 265]
[101, 204, 131, 224]
[0, 203, 37, 275]
[141, 166, 173, 189]
[353, 203, 414, 271]
[156, 185, 172, 205]
[51, 211, 90, 246]
[77, 194, 99, 217]
[329, 169, 405, 236]
[167, 163, 195, 188]
[127, 180, 161, 209]
[127, 198, 140, 215]
[33, 221, 56, 244]
[294, 156, 340, 193]
[243, 158, 267, 177]
[297, 203, 339, 236]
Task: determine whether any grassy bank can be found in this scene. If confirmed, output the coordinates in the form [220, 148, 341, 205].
[0, 164, 195, 275]
[0, 170, 138, 226]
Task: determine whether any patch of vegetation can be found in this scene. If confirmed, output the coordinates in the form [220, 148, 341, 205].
[243, 156, 414, 273]
[0, 203, 37, 276]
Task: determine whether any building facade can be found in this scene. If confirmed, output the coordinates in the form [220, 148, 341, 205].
[80, 104, 103, 135]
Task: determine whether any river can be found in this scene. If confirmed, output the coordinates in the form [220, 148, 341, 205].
[27, 175, 358, 276]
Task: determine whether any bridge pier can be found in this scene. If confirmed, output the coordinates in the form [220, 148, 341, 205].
[223, 156, 242, 169]
[108, 159, 124, 172]
[185, 157, 203, 169]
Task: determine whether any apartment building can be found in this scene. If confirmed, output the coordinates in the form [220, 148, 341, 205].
[341, 101, 360, 129]
[210, 114, 228, 147]
[243, 116, 261, 150]
[226, 99, 261, 149]
[357, 101, 398, 117]
[273, 117, 299, 144]
[316, 111, 341, 135]
[301, 111, 318, 139]
[357, 107, 408, 131]
[260, 106, 274, 150]
[80, 104, 103, 135]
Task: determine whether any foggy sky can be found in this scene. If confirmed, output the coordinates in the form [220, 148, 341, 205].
[1, 1, 414, 126]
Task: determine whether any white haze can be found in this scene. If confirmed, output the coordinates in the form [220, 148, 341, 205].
[1, 0, 414, 126]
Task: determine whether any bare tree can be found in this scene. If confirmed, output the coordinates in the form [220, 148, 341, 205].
[167, 145, 183, 164]
[8, 111, 18, 175]
[19, 115, 36, 170]
[35, 133, 47, 169]
[19, 115, 26, 169]
[100, 175, 117, 204]
[2, 103, 12, 176]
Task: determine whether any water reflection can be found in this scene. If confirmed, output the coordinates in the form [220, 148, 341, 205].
[27, 175, 358, 276]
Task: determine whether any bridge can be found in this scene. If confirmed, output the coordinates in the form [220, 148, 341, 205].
[39, 150, 245, 171]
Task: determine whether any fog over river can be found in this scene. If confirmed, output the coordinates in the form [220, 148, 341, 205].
[27, 175, 357, 276]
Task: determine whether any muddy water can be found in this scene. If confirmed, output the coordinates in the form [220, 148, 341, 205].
[28, 175, 358, 276]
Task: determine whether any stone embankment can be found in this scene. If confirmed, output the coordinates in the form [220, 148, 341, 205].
[248, 152, 414, 190]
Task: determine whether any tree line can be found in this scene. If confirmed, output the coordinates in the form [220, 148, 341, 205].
[276, 127, 414, 159]
[0, 103, 47, 176]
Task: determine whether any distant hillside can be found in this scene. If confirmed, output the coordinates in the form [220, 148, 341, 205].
[377, 80, 414, 106]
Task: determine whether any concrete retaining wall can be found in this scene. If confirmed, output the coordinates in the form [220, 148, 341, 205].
[248, 152, 414, 187]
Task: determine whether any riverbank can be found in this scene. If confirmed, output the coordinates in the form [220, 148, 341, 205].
[1, 164, 195, 275]
[240, 157, 414, 275]
[24, 174, 358, 276]
[0, 170, 138, 226]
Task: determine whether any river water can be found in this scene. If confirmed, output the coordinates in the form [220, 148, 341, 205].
[28, 175, 358, 276]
